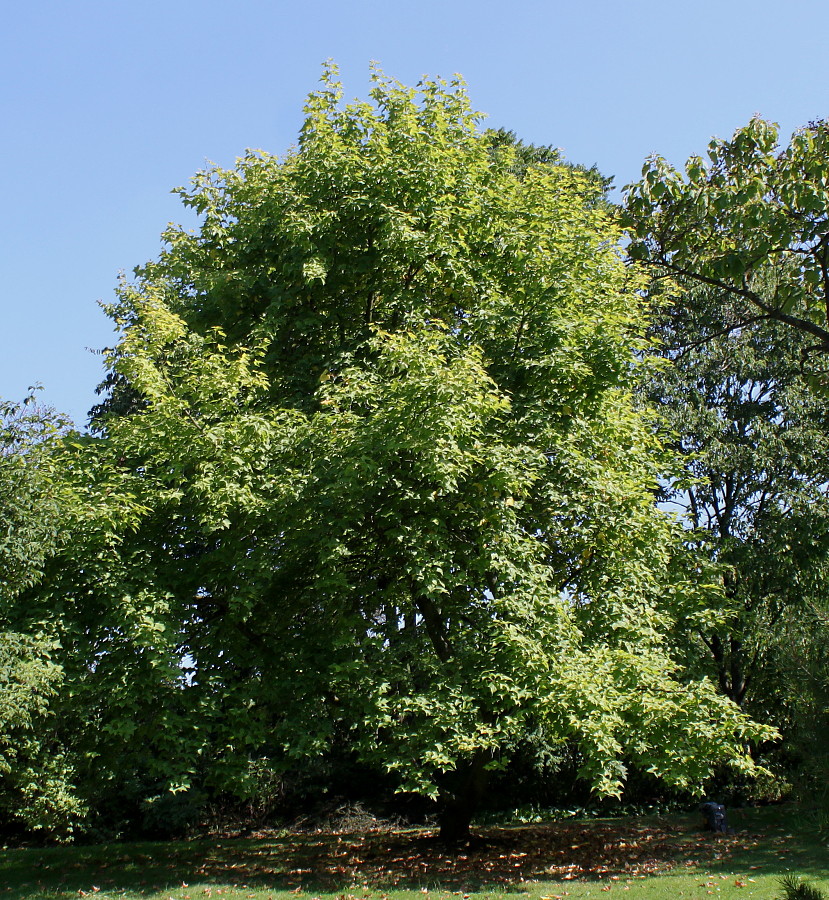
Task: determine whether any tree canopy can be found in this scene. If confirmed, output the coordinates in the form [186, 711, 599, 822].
[646, 284, 829, 711]
[4, 69, 777, 841]
[624, 118, 829, 381]
[0, 397, 86, 836]
[625, 118, 829, 802]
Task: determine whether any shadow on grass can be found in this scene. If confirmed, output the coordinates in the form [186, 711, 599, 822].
[2, 804, 827, 899]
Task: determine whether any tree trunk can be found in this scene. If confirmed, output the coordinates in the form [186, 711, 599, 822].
[438, 751, 491, 842]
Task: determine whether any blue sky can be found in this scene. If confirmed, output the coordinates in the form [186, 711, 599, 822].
[3, 0, 828, 425]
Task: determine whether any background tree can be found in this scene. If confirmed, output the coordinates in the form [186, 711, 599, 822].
[624, 118, 829, 382]
[644, 276, 829, 797]
[1, 392, 216, 838]
[0, 394, 68, 594]
[624, 114, 829, 801]
[26, 68, 774, 841]
[0, 396, 85, 837]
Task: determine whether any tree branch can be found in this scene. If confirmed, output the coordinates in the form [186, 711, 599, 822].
[646, 257, 829, 349]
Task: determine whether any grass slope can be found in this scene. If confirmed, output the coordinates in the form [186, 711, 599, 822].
[1, 805, 827, 900]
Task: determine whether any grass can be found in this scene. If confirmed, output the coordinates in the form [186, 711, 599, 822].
[1, 804, 827, 900]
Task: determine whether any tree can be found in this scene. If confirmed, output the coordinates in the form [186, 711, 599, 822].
[7, 414, 214, 837]
[0, 396, 86, 837]
[646, 285, 829, 724]
[1, 393, 206, 838]
[623, 118, 829, 379]
[63, 67, 774, 840]
[0, 394, 68, 595]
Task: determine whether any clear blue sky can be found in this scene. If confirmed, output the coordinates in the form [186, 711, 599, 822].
[3, 0, 828, 425]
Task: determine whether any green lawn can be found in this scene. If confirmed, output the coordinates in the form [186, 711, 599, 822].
[2, 805, 827, 900]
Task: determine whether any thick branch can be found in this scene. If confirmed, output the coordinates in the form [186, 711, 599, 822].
[646, 257, 829, 350]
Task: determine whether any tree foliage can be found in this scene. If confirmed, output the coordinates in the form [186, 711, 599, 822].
[624, 117, 829, 795]
[624, 118, 829, 381]
[0, 395, 69, 594]
[0, 396, 85, 836]
[14, 69, 776, 840]
[647, 286, 829, 713]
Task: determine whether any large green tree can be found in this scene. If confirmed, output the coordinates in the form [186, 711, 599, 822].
[40, 68, 772, 840]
